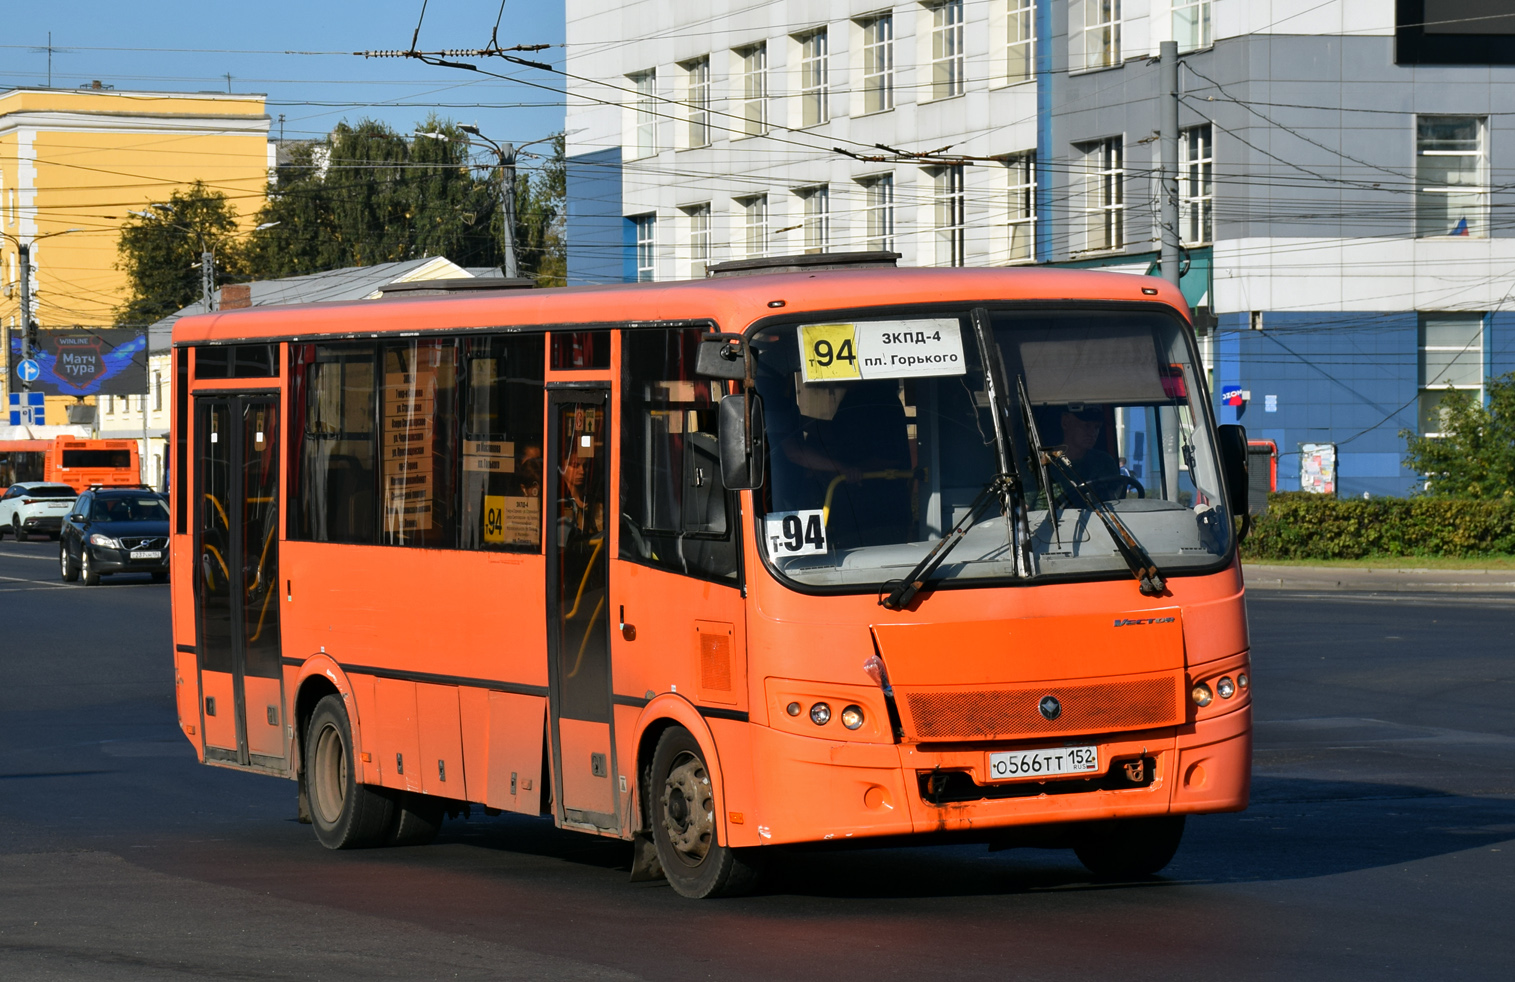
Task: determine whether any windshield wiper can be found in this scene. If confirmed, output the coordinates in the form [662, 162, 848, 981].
[1040, 450, 1167, 596]
[880, 473, 1016, 611]
[1016, 375, 1059, 548]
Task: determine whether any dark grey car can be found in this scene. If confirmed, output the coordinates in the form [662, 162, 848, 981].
[59, 489, 170, 585]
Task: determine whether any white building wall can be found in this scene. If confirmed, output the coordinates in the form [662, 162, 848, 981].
[567, 0, 1040, 280]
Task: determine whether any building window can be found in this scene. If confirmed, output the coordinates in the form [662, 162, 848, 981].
[1081, 137, 1124, 252]
[737, 43, 768, 137]
[1005, 152, 1036, 262]
[1181, 124, 1213, 245]
[739, 195, 769, 258]
[633, 214, 657, 282]
[684, 57, 710, 148]
[799, 29, 829, 127]
[1419, 313, 1485, 436]
[1173, 0, 1211, 52]
[861, 175, 895, 253]
[1007, 0, 1034, 83]
[930, 0, 965, 100]
[684, 204, 712, 279]
[932, 165, 966, 267]
[861, 14, 894, 114]
[1417, 116, 1487, 238]
[798, 186, 830, 254]
[1086, 0, 1121, 70]
[630, 70, 657, 158]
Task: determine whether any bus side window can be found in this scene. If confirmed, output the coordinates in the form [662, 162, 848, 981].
[461, 334, 546, 552]
[380, 339, 460, 548]
[290, 342, 378, 545]
[620, 327, 737, 583]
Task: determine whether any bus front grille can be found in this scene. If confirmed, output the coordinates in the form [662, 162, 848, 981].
[900, 675, 1182, 741]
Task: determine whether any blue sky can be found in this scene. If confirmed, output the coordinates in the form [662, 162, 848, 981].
[5, 1, 568, 163]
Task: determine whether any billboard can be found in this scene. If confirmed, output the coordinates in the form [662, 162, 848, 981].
[9, 329, 147, 396]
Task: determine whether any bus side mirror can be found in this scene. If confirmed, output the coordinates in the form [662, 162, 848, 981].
[1216, 424, 1250, 516]
[718, 394, 766, 490]
[696, 334, 748, 381]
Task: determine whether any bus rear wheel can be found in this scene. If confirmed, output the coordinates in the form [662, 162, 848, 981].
[1073, 815, 1186, 879]
[649, 726, 759, 899]
[305, 694, 394, 849]
[386, 792, 444, 846]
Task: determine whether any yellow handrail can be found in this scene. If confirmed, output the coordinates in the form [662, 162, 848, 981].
[821, 469, 915, 525]
[561, 532, 605, 621]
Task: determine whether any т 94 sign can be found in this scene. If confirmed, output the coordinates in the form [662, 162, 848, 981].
[9, 330, 147, 396]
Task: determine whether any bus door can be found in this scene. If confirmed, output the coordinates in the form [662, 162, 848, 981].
[545, 387, 617, 829]
[193, 394, 285, 768]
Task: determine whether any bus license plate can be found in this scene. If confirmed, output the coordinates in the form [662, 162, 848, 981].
[987, 746, 1099, 782]
[130, 550, 161, 560]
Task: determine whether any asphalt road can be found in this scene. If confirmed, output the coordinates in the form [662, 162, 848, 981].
[1, 536, 1512, 981]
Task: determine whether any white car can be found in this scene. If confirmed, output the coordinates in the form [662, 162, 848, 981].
[0, 482, 78, 541]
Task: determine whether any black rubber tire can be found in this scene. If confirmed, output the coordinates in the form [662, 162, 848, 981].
[60, 543, 78, 582]
[1073, 816, 1186, 879]
[151, 571, 169, 584]
[385, 792, 445, 846]
[80, 549, 100, 586]
[13, 520, 26, 543]
[304, 694, 395, 849]
[649, 726, 759, 899]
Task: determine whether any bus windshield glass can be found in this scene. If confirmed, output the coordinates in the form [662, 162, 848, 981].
[748, 306, 1230, 590]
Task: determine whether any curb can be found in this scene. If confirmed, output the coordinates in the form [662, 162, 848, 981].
[1244, 563, 1515, 593]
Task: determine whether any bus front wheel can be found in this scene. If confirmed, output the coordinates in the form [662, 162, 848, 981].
[1073, 815, 1186, 879]
[305, 694, 394, 849]
[649, 726, 759, 899]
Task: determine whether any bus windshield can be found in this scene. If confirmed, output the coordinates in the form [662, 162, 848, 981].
[748, 305, 1231, 591]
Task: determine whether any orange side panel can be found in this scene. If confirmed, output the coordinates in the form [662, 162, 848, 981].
[484, 691, 547, 815]
[200, 671, 237, 751]
[558, 717, 615, 816]
[457, 686, 491, 803]
[173, 648, 201, 749]
[372, 678, 421, 792]
[415, 683, 466, 799]
[243, 676, 285, 759]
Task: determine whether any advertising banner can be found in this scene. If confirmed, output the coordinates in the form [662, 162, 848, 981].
[9, 330, 148, 396]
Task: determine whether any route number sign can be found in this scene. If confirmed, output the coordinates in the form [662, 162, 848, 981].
[799, 319, 965, 383]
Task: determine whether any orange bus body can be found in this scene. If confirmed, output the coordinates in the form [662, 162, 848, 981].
[44, 437, 141, 492]
[169, 267, 1250, 887]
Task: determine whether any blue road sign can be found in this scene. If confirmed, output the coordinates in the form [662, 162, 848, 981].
[16, 358, 40, 383]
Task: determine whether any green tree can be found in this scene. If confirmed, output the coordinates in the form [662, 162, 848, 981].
[514, 134, 567, 287]
[1402, 372, 1515, 498]
[114, 182, 247, 326]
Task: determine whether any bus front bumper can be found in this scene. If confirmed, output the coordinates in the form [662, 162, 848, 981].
[743, 705, 1250, 846]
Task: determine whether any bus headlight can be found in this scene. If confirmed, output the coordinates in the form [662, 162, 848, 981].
[840, 705, 865, 730]
[809, 702, 831, 725]
[1217, 676, 1236, 699]
[1191, 682, 1214, 707]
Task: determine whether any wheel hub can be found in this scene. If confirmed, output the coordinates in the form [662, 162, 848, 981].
[660, 753, 713, 864]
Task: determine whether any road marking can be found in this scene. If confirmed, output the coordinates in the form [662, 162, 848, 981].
[0, 575, 72, 590]
[0, 550, 60, 561]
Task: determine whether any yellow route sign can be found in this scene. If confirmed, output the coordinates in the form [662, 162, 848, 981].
[799, 323, 861, 381]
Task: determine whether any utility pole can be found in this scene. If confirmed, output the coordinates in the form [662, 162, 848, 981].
[1160, 40, 1181, 292]
[201, 250, 215, 312]
[18, 242, 33, 392]
[499, 142, 519, 279]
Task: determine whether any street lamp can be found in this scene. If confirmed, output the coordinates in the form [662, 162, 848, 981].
[1, 227, 84, 392]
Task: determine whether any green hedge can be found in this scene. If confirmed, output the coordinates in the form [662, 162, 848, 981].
[1241, 492, 1515, 560]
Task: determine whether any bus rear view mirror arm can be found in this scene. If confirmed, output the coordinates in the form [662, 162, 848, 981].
[718, 393, 766, 491]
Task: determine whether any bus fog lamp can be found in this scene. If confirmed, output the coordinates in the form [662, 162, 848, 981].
[809, 702, 831, 725]
[786, 701, 802, 717]
[1238, 673, 1249, 690]
[1191, 682, 1214, 707]
[840, 705, 864, 730]
[1217, 676, 1236, 699]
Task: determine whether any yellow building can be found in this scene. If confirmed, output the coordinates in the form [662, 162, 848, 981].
[0, 85, 270, 426]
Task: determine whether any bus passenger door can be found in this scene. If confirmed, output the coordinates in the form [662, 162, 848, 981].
[545, 389, 617, 829]
[193, 394, 285, 768]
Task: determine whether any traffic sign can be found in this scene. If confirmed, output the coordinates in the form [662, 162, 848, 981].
[16, 358, 40, 383]
[8, 391, 45, 425]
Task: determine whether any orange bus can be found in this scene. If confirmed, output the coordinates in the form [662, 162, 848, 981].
[46, 437, 141, 492]
[169, 257, 1253, 897]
